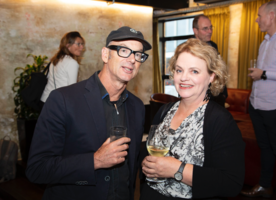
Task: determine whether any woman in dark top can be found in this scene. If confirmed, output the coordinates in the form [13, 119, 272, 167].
[140, 38, 245, 200]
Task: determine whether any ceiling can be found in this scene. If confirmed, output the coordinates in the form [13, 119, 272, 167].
[193, 0, 232, 3]
[108, 0, 189, 10]
[108, 0, 233, 11]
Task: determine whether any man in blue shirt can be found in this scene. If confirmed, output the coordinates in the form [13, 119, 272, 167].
[241, 1, 276, 198]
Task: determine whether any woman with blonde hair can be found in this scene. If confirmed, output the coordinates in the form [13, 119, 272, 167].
[40, 31, 85, 106]
[140, 38, 245, 200]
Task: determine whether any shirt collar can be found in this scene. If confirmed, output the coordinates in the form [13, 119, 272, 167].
[264, 32, 276, 41]
[95, 71, 128, 102]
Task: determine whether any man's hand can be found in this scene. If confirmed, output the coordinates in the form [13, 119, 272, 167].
[248, 68, 263, 81]
[94, 137, 130, 170]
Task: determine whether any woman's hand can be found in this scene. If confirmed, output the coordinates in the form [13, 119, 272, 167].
[142, 156, 181, 179]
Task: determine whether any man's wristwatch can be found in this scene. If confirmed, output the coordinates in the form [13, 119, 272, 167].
[261, 70, 267, 80]
[174, 162, 186, 182]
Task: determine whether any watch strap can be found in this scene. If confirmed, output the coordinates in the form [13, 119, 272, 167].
[178, 162, 186, 174]
[174, 161, 186, 181]
[261, 70, 267, 80]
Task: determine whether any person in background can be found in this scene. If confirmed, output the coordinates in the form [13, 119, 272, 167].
[26, 26, 151, 200]
[241, 1, 276, 198]
[40, 31, 85, 106]
[193, 14, 228, 107]
[140, 38, 245, 200]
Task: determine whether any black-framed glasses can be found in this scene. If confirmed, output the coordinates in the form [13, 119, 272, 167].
[107, 45, 148, 63]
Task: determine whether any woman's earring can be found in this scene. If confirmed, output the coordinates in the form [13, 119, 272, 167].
[203, 83, 211, 102]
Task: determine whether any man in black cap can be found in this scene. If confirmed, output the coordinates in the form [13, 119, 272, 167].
[26, 26, 152, 200]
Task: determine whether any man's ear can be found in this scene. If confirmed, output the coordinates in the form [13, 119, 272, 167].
[269, 11, 276, 21]
[193, 28, 198, 37]
[102, 47, 109, 63]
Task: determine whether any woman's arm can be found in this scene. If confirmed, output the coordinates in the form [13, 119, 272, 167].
[192, 109, 245, 198]
[142, 156, 194, 186]
[65, 58, 79, 85]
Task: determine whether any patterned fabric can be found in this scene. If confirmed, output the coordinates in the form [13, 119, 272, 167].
[148, 101, 207, 198]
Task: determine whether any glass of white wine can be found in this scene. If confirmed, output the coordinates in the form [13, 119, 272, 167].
[146, 124, 170, 183]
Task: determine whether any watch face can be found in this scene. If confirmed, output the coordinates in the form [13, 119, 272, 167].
[174, 172, 183, 181]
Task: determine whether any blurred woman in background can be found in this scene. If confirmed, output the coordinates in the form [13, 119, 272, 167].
[40, 31, 85, 105]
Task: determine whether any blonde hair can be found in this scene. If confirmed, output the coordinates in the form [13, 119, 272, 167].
[169, 38, 228, 96]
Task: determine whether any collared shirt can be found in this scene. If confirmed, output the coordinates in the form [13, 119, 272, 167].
[95, 71, 130, 200]
[250, 33, 276, 110]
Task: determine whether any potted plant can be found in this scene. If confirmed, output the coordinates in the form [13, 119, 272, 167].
[12, 54, 48, 161]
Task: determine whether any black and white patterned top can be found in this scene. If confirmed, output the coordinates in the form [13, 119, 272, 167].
[148, 101, 207, 198]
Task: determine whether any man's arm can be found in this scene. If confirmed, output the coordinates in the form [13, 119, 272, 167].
[26, 90, 97, 185]
[26, 89, 131, 185]
[248, 68, 276, 81]
[26, 91, 101, 185]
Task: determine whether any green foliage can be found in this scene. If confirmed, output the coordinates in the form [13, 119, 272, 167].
[12, 54, 48, 120]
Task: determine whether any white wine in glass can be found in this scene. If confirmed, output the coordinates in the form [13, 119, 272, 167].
[147, 145, 169, 157]
[146, 125, 170, 183]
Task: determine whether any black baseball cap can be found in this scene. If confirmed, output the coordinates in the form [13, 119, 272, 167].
[106, 26, 152, 51]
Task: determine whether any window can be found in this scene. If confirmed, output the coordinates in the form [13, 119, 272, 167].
[159, 17, 194, 97]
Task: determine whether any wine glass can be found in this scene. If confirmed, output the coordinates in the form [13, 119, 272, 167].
[146, 124, 170, 183]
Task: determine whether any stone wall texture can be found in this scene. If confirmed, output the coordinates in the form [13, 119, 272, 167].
[0, 0, 153, 158]
[228, 3, 243, 88]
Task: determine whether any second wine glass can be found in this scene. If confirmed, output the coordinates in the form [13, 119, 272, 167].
[146, 124, 170, 183]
